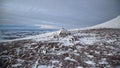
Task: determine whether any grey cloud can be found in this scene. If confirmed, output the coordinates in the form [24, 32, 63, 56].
[0, 0, 120, 28]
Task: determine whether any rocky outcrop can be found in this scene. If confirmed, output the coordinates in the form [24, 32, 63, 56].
[59, 28, 70, 37]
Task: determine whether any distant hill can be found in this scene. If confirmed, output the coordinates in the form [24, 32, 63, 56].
[86, 16, 120, 29]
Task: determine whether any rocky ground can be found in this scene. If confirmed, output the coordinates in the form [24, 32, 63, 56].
[0, 28, 120, 68]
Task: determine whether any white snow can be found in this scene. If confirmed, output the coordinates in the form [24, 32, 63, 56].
[69, 16, 120, 31]
[87, 55, 94, 58]
[12, 63, 21, 67]
[99, 58, 108, 64]
[95, 51, 100, 54]
[32, 58, 39, 68]
[42, 50, 46, 54]
[79, 35, 116, 45]
[56, 51, 68, 55]
[84, 60, 96, 65]
[64, 57, 77, 62]
[86, 16, 120, 29]
[62, 41, 74, 46]
[106, 39, 116, 43]
[99, 61, 108, 64]
[0, 16, 120, 68]
[38, 65, 53, 68]
[15, 48, 20, 55]
[76, 46, 83, 50]
[79, 37, 97, 45]
[0, 15, 120, 43]
[77, 66, 83, 68]
[16, 59, 24, 62]
[50, 60, 59, 64]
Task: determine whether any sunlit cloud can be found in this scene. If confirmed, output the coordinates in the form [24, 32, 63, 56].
[34, 24, 60, 29]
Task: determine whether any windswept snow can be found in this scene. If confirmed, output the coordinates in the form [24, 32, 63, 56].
[84, 60, 96, 65]
[77, 66, 83, 68]
[38, 65, 53, 68]
[1, 16, 120, 43]
[12, 63, 22, 67]
[87, 16, 120, 29]
[0, 16, 120, 68]
[64, 57, 77, 62]
[0, 28, 120, 68]
[79, 37, 97, 45]
[32, 59, 39, 68]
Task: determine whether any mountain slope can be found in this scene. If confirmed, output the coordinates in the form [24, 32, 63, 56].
[0, 28, 120, 68]
[0, 16, 120, 68]
[86, 16, 120, 29]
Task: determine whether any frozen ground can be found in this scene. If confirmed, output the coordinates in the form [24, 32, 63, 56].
[0, 28, 120, 68]
[0, 16, 120, 68]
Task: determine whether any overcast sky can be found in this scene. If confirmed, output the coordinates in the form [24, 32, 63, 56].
[0, 0, 120, 29]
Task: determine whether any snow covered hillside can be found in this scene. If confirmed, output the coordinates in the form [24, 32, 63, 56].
[86, 16, 120, 29]
[0, 17, 120, 68]
[0, 28, 120, 68]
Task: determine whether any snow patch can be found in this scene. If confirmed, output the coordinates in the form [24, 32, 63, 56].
[62, 41, 74, 46]
[32, 58, 39, 68]
[84, 60, 95, 65]
[77, 66, 83, 68]
[79, 37, 97, 45]
[64, 57, 77, 62]
[17, 59, 24, 62]
[12, 63, 21, 67]
[99, 58, 108, 64]
[38, 65, 53, 68]
[50, 60, 59, 64]
[86, 16, 120, 29]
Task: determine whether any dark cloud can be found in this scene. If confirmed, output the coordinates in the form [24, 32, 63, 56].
[0, 0, 120, 29]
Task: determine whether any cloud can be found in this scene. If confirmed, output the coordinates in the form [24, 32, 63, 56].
[34, 24, 59, 29]
[0, 0, 120, 29]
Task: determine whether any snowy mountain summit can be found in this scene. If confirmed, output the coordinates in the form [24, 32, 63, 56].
[0, 16, 120, 68]
[87, 16, 120, 29]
